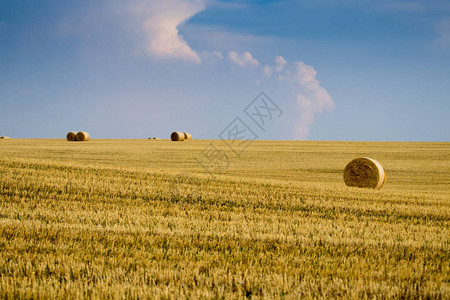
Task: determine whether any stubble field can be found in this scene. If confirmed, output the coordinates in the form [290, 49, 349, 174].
[0, 139, 449, 299]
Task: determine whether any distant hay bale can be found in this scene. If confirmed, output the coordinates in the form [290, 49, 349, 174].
[343, 157, 386, 190]
[0, 136, 11, 139]
[153, 137, 161, 140]
[171, 132, 185, 141]
[66, 132, 77, 141]
[183, 132, 192, 140]
[76, 132, 90, 142]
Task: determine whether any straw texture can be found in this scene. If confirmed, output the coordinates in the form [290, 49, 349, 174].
[76, 132, 90, 142]
[66, 132, 77, 141]
[183, 132, 192, 140]
[343, 157, 386, 190]
[171, 132, 185, 141]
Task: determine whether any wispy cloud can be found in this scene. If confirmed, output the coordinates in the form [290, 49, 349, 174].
[263, 65, 272, 77]
[133, 0, 205, 63]
[274, 55, 287, 72]
[207, 0, 249, 10]
[373, 0, 450, 12]
[271, 57, 334, 139]
[293, 62, 334, 139]
[375, 2, 426, 12]
[129, 0, 334, 139]
[182, 24, 274, 51]
[228, 51, 260, 67]
[199, 50, 224, 62]
[435, 18, 450, 48]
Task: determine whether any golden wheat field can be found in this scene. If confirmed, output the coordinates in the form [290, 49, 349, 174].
[0, 139, 449, 299]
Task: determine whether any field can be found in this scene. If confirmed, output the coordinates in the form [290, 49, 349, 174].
[0, 139, 449, 299]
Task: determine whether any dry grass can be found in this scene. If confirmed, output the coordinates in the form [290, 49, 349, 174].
[0, 140, 449, 298]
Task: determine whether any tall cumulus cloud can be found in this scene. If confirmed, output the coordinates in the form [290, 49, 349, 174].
[133, 0, 205, 63]
[131, 0, 334, 139]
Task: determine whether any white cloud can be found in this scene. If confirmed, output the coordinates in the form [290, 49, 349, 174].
[228, 51, 260, 67]
[212, 51, 224, 59]
[267, 58, 334, 139]
[263, 65, 272, 77]
[129, 1, 333, 139]
[435, 18, 450, 48]
[292, 61, 334, 139]
[199, 50, 225, 62]
[133, 0, 205, 63]
[274, 55, 287, 72]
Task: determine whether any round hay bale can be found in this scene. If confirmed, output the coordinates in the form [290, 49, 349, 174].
[171, 132, 185, 141]
[0, 136, 11, 139]
[343, 157, 386, 190]
[183, 132, 192, 140]
[66, 132, 77, 141]
[76, 132, 90, 142]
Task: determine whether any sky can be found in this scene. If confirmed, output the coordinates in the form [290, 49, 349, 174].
[0, 0, 449, 141]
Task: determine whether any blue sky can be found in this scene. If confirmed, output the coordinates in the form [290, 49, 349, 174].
[0, 0, 449, 141]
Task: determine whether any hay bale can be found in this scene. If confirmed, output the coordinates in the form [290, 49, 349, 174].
[66, 132, 77, 141]
[76, 132, 90, 142]
[183, 132, 192, 140]
[0, 136, 11, 139]
[343, 157, 386, 189]
[171, 132, 185, 141]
